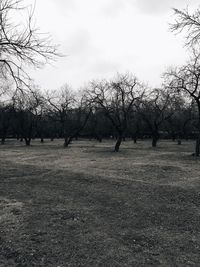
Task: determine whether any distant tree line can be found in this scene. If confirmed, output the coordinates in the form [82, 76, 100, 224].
[0, 73, 198, 153]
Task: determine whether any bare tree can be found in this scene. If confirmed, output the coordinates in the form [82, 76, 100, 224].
[170, 7, 200, 48]
[46, 85, 75, 147]
[164, 94, 192, 144]
[13, 87, 44, 145]
[164, 51, 200, 156]
[0, 0, 58, 90]
[88, 73, 145, 152]
[138, 88, 174, 147]
[46, 86, 92, 147]
[64, 93, 92, 147]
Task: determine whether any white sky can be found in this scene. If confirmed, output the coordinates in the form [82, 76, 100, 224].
[29, 0, 200, 90]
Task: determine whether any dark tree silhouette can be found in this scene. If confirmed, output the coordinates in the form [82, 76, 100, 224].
[46, 85, 75, 147]
[47, 86, 91, 147]
[138, 88, 174, 147]
[164, 51, 200, 156]
[88, 73, 145, 152]
[13, 88, 44, 145]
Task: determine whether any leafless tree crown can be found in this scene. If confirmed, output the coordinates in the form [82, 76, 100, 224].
[170, 7, 200, 47]
[0, 0, 59, 90]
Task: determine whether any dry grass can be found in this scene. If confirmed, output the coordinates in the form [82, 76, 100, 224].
[0, 139, 200, 266]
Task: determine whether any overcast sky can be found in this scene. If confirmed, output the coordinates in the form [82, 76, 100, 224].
[30, 0, 200, 90]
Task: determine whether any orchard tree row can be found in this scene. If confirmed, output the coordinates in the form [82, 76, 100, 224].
[0, 72, 198, 152]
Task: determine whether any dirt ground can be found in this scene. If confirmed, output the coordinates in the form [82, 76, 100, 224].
[0, 139, 200, 266]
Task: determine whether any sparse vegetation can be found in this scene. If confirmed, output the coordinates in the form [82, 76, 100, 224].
[1, 139, 200, 266]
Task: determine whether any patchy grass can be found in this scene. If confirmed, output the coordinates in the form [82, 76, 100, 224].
[0, 139, 200, 266]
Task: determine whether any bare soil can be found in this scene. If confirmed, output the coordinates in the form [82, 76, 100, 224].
[0, 139, 200, 266]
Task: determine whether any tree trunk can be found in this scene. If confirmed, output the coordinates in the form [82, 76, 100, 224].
[114, 135, 122, 152]
[195, 134, 200, 157]
[131, 134, 137, 143]
[24, 137, 31, 146]
[64, 136, 72, 147]
[96, 135, 102, 142]
[133, 134, 137, 144]
[1, 137, 5, 145]
[177, 139, 181, 145]
[152, 135, 158, 147]
[64, 136, 69, 147]
[1, 128, 8, 144]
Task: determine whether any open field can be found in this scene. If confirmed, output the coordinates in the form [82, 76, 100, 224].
[0, 139, 200, 266]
